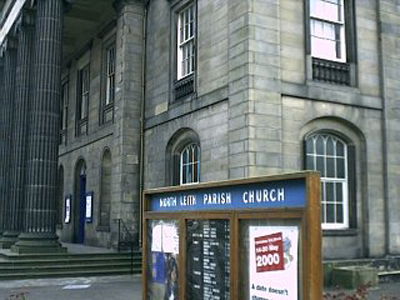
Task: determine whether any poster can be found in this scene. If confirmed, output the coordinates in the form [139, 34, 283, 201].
[64, 196, 71, 224]
[85, 193, 93, 223]
[148, 220, 179, 300]
[249, 226, 299, 300]
[150, 222, 179, 254]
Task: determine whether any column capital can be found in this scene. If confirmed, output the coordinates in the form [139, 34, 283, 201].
[30, 0, 72, 12]
[0, 35, 18, 57]
[113, 0, 146, 13]
[15, 9, 36, 34]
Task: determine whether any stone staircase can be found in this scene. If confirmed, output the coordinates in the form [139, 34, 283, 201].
[0, 250, 142, 280]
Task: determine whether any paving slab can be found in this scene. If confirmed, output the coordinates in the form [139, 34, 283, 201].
[0, 275, 142, 300]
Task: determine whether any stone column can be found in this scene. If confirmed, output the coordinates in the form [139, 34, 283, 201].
[7, 11, 36, 243]
[12, 0, 65, 253]
[0, 57, 4, 237]
[0, 37, 18, 249]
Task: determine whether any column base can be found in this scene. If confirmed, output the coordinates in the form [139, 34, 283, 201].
[11, 233, 67, 254]
[0, 231, 20, 249]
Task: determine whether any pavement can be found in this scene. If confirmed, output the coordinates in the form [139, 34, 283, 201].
[0, 275, 399, 300]
[0, 275, 142, 300]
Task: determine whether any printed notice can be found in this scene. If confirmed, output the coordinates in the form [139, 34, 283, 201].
[249, 226, 299, 300]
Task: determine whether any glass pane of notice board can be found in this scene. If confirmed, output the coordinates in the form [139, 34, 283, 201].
[239, 219, 301, 300]
[147, 219, 180, 300]
[186, 219, 230, 300]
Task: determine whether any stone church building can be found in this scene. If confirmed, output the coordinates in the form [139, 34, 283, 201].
[0, 0, 399, 260]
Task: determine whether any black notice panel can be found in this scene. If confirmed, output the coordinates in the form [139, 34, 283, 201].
[186, 219, 230, 300]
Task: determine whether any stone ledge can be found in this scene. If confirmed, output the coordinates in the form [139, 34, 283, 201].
[332, 266, 379, 289]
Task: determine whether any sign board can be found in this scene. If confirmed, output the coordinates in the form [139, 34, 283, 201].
[143, 172, 322, 300]
[149, 178, 305, 212]
[85, 192, 93, 223]
[64, 195, 71, 224]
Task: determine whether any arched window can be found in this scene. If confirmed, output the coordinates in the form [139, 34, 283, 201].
[305, 133, 351, 229]
[99, 149, 112, 228]
[166, 128, 201, 186]
[180, 143, 200, 185]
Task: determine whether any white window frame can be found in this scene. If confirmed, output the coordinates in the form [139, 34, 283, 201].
[306, 133, 349, 230]
[61, 81, 68, 131]
[78, 65, 90, 120]
[180, 143, 200, 185]
[105, 44, 116, 106]
[177, 3, 195, 80]
[310, 0, 346, 62]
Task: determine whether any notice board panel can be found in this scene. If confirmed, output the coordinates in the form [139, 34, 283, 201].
[143, 172, 322, 300]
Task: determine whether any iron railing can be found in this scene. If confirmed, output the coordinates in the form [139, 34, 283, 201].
[312, 58, 350, 86]
[174, 74, 194, 101]
[115, 218, 135, 274]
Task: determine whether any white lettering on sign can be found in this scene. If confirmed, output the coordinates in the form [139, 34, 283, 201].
[180, 195, 196, 206]
[159, 196, 177, 207]
[203, 192, 232, 205]
[242, 188, 285, 204]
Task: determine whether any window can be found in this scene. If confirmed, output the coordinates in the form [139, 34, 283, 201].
[310, 0, 345, 62]
[60, 80, 68, 144]
[101, 42, 116, 124]
[76, 65, 90, 135]
[177, 4, 195, 80]
[305, 133, 349, 229]
[166, 128, 200, 186]
[180, 143, 200, 185]
[173, 2, 196, 101]
[307, 0, 356, 85]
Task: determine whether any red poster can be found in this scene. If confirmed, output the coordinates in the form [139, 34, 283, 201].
[254, 232, 284, 272]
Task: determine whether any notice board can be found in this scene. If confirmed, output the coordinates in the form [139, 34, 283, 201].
[142, 171, 322, 300]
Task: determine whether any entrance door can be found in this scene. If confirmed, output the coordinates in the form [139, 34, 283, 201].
[77, 174, 86, 243]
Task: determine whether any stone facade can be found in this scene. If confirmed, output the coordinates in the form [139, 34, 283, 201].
[0, 0, 399, 260]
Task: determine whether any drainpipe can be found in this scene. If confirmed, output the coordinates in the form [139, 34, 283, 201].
[138, 0, 148, 249]
[376, 0, 390, 256]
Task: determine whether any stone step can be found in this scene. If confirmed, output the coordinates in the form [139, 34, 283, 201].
[0, 251, 142, 280]
[0, 261, 141, 272]
[0, 256, 140, 266]
[0, 267, 141, 280]
[0, 252, 140, 261]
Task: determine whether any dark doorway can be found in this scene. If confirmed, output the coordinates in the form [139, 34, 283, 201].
[74, 159, 87, 244]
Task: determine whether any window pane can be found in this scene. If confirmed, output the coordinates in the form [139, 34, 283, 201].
[337, 158, 345, 178]
[326, 204, 335, 223]
[321, 203, 327, 223]
[327, 137, 335, 156]
[336, 183, 343, 203]
[336, 204, 343, 223]
[306, 138, 314, 154]
[182, 165, 187, 183]
[306, 155, 315, 170]
[326, 182, 334, 203]
[327, 157, 335, 178]
[316, 136, 324, 155]
[316, 156, 325, 177]
[337, 141, 344, 157]
[311, 0, 342, 22]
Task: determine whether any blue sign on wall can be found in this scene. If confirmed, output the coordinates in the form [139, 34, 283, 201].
[149, 178, 306, 212]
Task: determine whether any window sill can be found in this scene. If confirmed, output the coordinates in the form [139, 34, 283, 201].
[323, 228, 359, 237]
